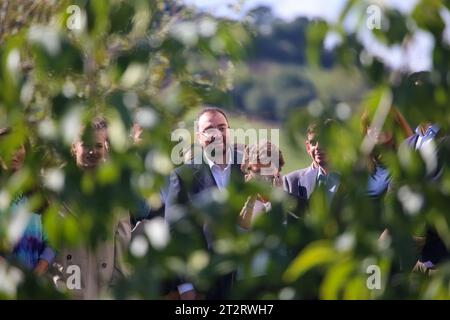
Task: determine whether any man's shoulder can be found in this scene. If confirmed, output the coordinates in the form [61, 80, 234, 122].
[172, 163, 203, 179]
[174, 163, 195, 173]
[404, 134, 419, 148]
[284, 167, 312, 180]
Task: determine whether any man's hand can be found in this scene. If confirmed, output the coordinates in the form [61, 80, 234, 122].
[180, 289, 197, 300]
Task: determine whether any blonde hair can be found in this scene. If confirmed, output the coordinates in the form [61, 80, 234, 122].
[241, 140, 284, 179]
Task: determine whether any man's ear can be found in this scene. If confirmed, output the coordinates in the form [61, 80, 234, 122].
[104, 140, 110, 152]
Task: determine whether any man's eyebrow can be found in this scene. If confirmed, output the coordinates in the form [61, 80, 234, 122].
[202, 122, 228, 131]
[203, 124, 214, 131]
[214, 123, 228, 128]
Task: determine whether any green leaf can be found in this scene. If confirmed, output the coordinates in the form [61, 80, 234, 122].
[306, 20, 329, 67]
[109, 1, 135, 34]
[87, 0, 110, 36]
[97, 161, 120, 185]
[343, 275, 370, 299]
[413, 0, 446, 37]
[283, 240, 338, 283]
[320, 259, 355, 299]
[373, 9, 411, 45]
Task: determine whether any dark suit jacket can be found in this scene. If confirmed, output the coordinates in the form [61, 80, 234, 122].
[166, 152, 243, 241]
[164, 147, 244, 298]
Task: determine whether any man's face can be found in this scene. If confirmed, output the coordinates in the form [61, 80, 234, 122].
[306, 132, 327, 168]
[196, 111, 230, 153]
[73, 130, 109, 169]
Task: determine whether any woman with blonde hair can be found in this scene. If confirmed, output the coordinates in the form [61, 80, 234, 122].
[238, 140, 285, 230]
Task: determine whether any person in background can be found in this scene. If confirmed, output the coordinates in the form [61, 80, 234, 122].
[361, 107, 449, 272]
[51, 116, 132, 299]
[233, 140, 288, 297]
[0, 127, 55, 275]
[406, 122, 443, 180]
[360, 107, 413, 241]
[165, 106, 244, 300]
[238, 140, 284, 230]
[361, 107, 413, 199]
[129, 122, 166, 229]
[407, 122, 449, 273]
[283, 119, 340, 204]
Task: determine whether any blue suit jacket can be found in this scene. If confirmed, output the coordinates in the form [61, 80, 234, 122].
[283, 166, 319, 200]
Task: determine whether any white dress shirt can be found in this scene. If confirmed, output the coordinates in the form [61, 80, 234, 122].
[204, 149, 232, 190]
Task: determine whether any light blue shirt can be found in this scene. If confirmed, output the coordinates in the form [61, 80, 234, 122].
[316, 168, 340, 202]
[367, 165, 391, 197]
[415, 124, 440, 150]
[204, 150, 232, 190]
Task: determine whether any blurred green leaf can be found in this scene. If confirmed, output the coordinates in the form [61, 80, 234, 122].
[283, 240, 338, 283]
[307, 20, 328, 66]
[413, 0, 446, 37]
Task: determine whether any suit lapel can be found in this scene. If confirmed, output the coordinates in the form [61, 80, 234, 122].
[193, 163, 217, 191]
[300, 167, 318, 199]
[193, 147, 244, 191]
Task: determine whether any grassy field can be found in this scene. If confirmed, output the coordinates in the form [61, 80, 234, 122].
[182, 108, 311, 174]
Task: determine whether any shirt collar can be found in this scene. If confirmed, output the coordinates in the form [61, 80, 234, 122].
[318, 166, 327, 176]
[415, 124, 440, 138]
[314, 165, 327, 181]
[204, 147, 233, 170]
[414, 124, 440, 150]
[317, 171, 326, 185]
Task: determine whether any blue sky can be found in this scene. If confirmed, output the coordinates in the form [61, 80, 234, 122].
[181, 0, 443, 73]
[182, 0, 347, 22]
[181, 0, 418, 22]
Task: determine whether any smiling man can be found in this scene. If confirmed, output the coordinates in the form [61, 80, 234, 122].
[283, 119, 340, 202]
[165, 106, 244, 300]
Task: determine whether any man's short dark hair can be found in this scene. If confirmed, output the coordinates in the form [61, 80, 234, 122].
[195, 105, 229, 132]
[306, 118, 336, 136]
